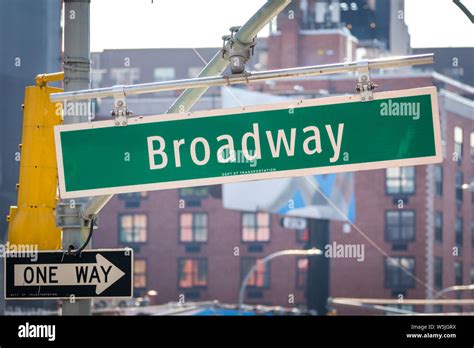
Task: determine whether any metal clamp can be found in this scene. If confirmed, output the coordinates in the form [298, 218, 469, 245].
[111, 85, 132, 126]
[355, 60, 377, 102]
[56, 202, 98, 229]
[222, 26, 256, 75]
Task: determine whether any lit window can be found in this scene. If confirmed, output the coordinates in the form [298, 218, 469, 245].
[178, 258, 208, 288]
[470, 132, 474, 161]
[119, 214, 147, 243]
[454, 126, 463, 160]
[242, 212, 270, 242]
[134, 259, 147, 289]
[179, 213, 208, 243]
[386, 167, 415, 195]
[241, 258, 270, 288]
[296, 228, 309, 243]
[296, 258, 308, 289]
[110, 67, 140, 85]
[188, 67, 202, 78]
[154, 67, 175, 82]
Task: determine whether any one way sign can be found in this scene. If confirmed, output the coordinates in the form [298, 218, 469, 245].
[4, 249, 133, 299]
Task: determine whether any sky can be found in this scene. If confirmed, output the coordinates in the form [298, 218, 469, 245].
[90, 0, 474, 51]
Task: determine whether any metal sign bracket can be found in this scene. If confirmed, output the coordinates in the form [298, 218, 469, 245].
[355, 60, 378, 102]
[111, 85, 132, 126]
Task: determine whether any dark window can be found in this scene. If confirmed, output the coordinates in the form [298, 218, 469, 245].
[455, 292, 463, 313]
[178, 258, 208, 288]
[434, 166, 443, 197]
[119, 192, 148, 208]
[296, 257, 308, 289]
[385, 167, 415, 195]
[384, 257, 415, 289]
[179, 212, 208, 243]
[471, 221, 474, 250]
[134, 259, 147, 289]
[179, 187, 209, 207]
[242, 212, 270, 242]
[455, 171, 463, 203]
[241, 258, 270, 288]
[434, 257, 442, 289]
[119, 214, 147, 243]
[454, 126, 463, 160]
[435, 211, 443, 243]
[454, 261, 463, 286]
[455, 217, 463, 248]
[385, 210, 415, 242]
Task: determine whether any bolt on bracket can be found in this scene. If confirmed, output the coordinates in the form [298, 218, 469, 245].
[355, 60, 378, 102]
[111, 85, 133, 126]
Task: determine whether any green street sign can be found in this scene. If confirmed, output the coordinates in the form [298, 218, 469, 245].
[54, 87, 442, 198]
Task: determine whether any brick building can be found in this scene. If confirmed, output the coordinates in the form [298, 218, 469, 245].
[92, 0, 474, 314]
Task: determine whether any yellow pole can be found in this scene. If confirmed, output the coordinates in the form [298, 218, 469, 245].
[7, 75, 63, 250]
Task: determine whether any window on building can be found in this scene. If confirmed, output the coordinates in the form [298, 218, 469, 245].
[188, 66, 202, 78]
[385, 167, 415, 195]
[179, 212, 208, 243]
[455, 292, 463, 313]
[119, 214, 147, 243]
[384, 257, 415, 289]
[471, 176, 474, 208]
[435, 211, 443, 243]
[455, 217, 463, 248]
[385, 210, 415, 242]
[241, 258, 270, 288]
[296, 228, 309, 243]
[471, 264, 474, 285]
[296, 258, 308, 289]
[134, 259, 147, 289]
[242, 212, 270, 242]
[454, 261, 463, 286]
[434, 166, 443, 197]
[153, 67, 175, 82]
[470, 132, 474, 161]
[119, 192, 148, 208]
[110, 67, 140, 85]
[434, 257, 442, 289]
[454, 126, 463, 160]
[472, 221, 474, 250]
[455, 171, 464, 203]
[179, 187, 209, 200]
[385, 304, 415, 316]
[178, 258, 208, 288]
